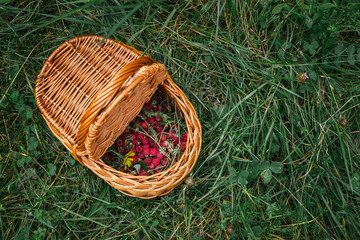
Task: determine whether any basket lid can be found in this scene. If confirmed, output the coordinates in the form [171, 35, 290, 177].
[35, 35, 167, 161]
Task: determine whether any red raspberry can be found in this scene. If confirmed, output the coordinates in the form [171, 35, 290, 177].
[152, 107, 159, 112]
[160, 141, 167, 147]
[157, 127, 163, 133]
[150, 148, 158, 156]
[173, 138, 179, 145]
[132, 134, 137, 141]
[141, 121, 148, 129]
[152, 121, 159, 128]
[139, 168, 147, 176]
[131, 156, 138, 164]
[133, 139, 138, 145]
[143, 144, 150, 149]
[149, 163, 155, 169]
[144, 157, 152, 166]
[152, 158, 160, 166]
[151, 142, 158, 148]
[116, 139, 124, 147]
[160, 135, 167, 141]
[144, 102, 152, 110]
[156, 152, 164, 159]
[137, 134, 144, 140]
[161, 160, 168, 166]
[137, 153, 145, 159]
[135, 145, 143, 153]
[141, 138, 149, 144]
[181, 144, 186, 151]
[143, 148, 150, 156]
[147, 117, 155, 124]
[155, 116, 162, 122]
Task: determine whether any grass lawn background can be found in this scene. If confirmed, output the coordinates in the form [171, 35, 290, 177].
[1, 0, 359, 239]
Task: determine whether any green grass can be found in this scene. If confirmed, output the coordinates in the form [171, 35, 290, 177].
[1, 0, 360, 239]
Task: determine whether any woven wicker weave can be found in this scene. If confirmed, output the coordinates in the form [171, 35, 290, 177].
[35, 36, 202, 198]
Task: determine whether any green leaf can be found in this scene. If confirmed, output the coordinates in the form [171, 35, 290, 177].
[262, 169, 272, 184]
[239, 170, 249, 178]
[28, 137, 38, 151]
[14, 226, 30, 240]
[304, 40, 318, 55]
[33, 151, 41, 158]
[9, 90, 19, 103]
[17, 156, 32, 168]
[229, 169, 239, 184]
[347, 45, 356, 65]
[229, 167, 237, 175]
[238, 170, 249, 185]
[48, 163, 56, 176]
[277, 48, 285, 60]
[252, 225, 262, 237]
[270, 144, 280, 153]
[66, 156, 75, 166]
[151, 219, 159, 227]
[298, 2, 310, 10]
[311, 40, 319, 49]
[258, 161, 270, 171]
[216, 222, 227, 230]
[229, 168, 248, 185]
[319, 3, 334, 10]
[304, 13, 313, 28]
[308, 70, 318, 80]
[350, 173, 360, 191]
[282, 41, 292, 50]
[335, 44, 345, 55]
[222, 202, 233, 217]
[25, 110, 32, 119]
[270, 162, 282, 174]
[272, 3, 288, 14]
[205, 55, 212, 64]
[16, 104, 33, 119]
[299, 84, 307, 94]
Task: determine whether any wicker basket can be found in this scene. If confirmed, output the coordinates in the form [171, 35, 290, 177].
[35, 35, 202, 199]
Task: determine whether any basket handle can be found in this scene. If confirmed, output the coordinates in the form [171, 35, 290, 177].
[76, 56, 156, 150]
